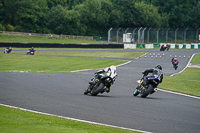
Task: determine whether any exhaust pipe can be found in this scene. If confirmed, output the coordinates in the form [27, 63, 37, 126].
[154, 88, 158, 92]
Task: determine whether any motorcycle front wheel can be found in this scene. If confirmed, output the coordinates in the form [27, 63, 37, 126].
[91, 83, 104, 96]
[141, 84, 154, 98]
[133, 89, 139, 96]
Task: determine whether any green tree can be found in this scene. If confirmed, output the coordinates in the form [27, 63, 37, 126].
[15, 0, 49, 33]
[189, 1, 200, 28]
[151, 0, 196, 28]
[46, 0, 67, 9]
[134, 2, 169, 28]
[111, 0, 139, 28]
[73, 0, 113, 36]
[46, 5, 80, 35]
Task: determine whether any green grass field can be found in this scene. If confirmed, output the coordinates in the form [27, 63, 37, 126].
[0, 105, 140, 133]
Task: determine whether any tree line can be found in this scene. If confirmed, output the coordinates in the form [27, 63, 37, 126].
[0, 0, 199, 37]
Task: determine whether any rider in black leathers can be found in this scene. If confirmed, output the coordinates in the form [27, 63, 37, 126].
[29, 47, 35, 52]
[141, 64, 163, 87]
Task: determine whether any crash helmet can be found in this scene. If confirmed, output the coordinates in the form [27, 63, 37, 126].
[155, 64, 162, 70]
[110, 65, 116, 71]
[174, 62, 177, 65]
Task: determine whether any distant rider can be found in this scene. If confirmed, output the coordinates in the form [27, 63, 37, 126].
[141, 64, 163, 87]
[29, 47, 35, 52]
[171, 57, 179, 70]
[4, 46, 12, 53]
[88, 65, 117, 93]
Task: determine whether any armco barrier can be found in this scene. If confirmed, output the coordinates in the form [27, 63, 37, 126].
[0, 42, 124, 48]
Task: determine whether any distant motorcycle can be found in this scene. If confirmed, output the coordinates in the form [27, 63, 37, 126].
[26, 50, 35, 55]
[84, 72, 117, 96]
[173, 62, 178, 70]
[4, 47, 12, 54]
[133, 74, 159, 98]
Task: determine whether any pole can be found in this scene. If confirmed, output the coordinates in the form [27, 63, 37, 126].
[142, 27, 147, 44]
[184, 28, 188, 44]
[175, 28, 179, 44]
[117, 28, 121, 43]
[166, 28, 170, 43]
[157, 28, 161, 43]
[147, 28, 151, 44]
[138, 27, 142, 44]
[133, 28, 137, 44]
[125, 28, 129, 43]
[196, 28, 200, 43]
[108, 28, 113, 44]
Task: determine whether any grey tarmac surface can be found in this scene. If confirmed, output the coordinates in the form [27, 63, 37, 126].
[0, 49, 200, 133]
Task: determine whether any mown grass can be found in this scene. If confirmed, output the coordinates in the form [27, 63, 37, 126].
[0, 54, 128, 72]
[0, 35, 107, 44]
[0, 105, 139, 133]
[10, 50, 144, 59]
[191, 53, 200, 64]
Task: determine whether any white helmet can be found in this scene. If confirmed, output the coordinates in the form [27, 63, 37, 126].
[110, 65, 116, 71]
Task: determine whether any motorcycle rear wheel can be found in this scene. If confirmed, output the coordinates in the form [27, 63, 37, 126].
[141, 84, 154, 98]
[91, 83, 104, 96]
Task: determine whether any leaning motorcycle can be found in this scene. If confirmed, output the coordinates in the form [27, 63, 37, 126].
[84, 73, 116, 96]
[4, 48, 12, 54]
[26, 50, 35, 55]
[133, 74, 159, 98]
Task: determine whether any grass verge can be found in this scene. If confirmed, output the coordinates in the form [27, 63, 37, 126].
[0, 105, 139, 133]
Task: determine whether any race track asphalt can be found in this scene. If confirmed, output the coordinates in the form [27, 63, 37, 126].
[0, 49, 200, 133]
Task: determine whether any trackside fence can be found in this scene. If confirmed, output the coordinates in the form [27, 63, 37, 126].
[108, 28, 200, 44]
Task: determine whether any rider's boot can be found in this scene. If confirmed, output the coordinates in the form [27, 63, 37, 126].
[105, 87, 110, 93]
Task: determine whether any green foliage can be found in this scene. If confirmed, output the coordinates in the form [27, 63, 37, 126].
[0, 23, 5, 31]
[5, 24, 14, 31]
[134, 2, 169, 28]
[0, 0, 199, 36]
[15, 0, 49, 33]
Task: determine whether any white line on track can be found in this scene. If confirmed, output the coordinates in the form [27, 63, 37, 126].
[0, 103, 152, 133]
[157, 89, 200, 100]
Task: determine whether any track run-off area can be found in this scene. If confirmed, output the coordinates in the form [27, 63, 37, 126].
[0, 49, 200, 133]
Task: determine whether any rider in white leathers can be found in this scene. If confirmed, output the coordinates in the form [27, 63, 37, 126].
[88, 65, 117, 93]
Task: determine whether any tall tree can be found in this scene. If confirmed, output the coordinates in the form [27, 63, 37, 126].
[134, 1, 169, 28]
[73, 0, 113, 36]
[15, 0, 49, 33]
[46, 5, 80, 35]
[151, 0, 197, 28]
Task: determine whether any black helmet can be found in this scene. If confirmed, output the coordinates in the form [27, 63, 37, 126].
[155, 64, 162, 70]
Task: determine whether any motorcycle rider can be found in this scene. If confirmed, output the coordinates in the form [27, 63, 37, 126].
[141, 64, 163, 87]
[29, 47, 35, 52]
[87, 65, 117, 93]
[171, 57, 179, 70]
[4, 46, 12, 53]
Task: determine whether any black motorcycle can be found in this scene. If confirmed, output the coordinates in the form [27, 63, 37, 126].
[84, 73, 116, 96]
[4, 48, 12, 54]
[133, 74, 159, 98]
